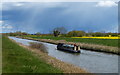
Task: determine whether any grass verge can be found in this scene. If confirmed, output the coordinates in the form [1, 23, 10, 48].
[30, 36, 119, 47]
[2, 36, 62, 73]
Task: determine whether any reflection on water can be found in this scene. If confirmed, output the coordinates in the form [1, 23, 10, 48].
[9, 37, 118, 73]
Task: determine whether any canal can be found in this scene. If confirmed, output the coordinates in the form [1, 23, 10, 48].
[9, 37, 119, 73]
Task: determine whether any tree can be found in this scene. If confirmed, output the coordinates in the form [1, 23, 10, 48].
[52, 27, 67, 37]
[53, 30, 60, 37]
[87, 30, 93, 37]
[53, 27, 67, 34]
[67, 31, 77, 37]
[21, 32, 28, 35]
[15, 31, 22, 36]
[94, 32, 103, 36]
[67, 30, 86, 37]
[35, 32, 41, 37]
[36, 32, 41, 35]
[100, 30, 106, 36]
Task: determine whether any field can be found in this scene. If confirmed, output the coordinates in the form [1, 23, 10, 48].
[2, 36, 62, 73]
[23, 35, 119, 47]
[72, 36, 119, 39]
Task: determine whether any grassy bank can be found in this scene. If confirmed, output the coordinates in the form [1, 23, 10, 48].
[24, 36, 119, 47]
[2, 36, 62, 73]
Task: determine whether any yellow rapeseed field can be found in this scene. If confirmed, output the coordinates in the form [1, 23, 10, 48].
[72, 36, 120, 39]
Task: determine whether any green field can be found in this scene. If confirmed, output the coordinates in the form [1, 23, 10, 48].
[25, 36, 119, 47]
[2, 36, 62, 73]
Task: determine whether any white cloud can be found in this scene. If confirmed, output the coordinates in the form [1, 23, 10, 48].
[1, 0, 119, 2]
[2, 1, 118, 11]
[2, 2, 24, 11]
[0, 21, 13, 29]
[0, 25, 13, 29]
[95, 1, 118, 7]
[2, 24, 13, 29]
[13, 3, 24, 6]
[0, 20, 4, 25]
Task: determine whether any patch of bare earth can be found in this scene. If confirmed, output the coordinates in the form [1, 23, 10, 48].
[10, 38, 89, 73]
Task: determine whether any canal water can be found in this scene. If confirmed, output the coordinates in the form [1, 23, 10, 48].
[9, 37, 119, 73]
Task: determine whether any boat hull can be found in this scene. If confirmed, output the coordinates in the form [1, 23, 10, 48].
[57, 43, 81, 53]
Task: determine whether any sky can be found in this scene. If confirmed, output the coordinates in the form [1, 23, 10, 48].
[0, 0, 119, 33]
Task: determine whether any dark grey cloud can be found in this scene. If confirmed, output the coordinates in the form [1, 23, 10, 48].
[2, 2, 118, 33]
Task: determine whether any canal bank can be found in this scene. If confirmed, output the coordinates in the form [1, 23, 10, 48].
[16, 36, 119, 55]
[9, 37, 88, 73]
[9, 36, 119, 73]
[2, 36, 63, 73]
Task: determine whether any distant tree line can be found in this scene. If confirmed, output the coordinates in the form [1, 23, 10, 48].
[65, 31, 119, 37]
[52, 27, 119, 37]
[5, 27, 119, 37]
[5, 31, 29, 36]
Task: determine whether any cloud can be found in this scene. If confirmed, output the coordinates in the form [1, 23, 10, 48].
[2, 2, 24, 11]
[13, 3, 24, 6]
[1, 25, 13, 29]
[1, 0, 119, 2]
[2, 2, 118, 33]
[95, 1, 118, 7]
[0, 20, 13, 29]
[0, 20, 4, 25]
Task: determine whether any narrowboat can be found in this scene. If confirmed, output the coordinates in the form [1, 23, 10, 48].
[57, 43, 81, 53]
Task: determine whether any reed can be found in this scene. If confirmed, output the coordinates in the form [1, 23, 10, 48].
[29, 42, 48, 53]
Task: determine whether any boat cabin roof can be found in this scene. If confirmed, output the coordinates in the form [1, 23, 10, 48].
[63, 44, 74, 47]
[57, 43, 74, 48]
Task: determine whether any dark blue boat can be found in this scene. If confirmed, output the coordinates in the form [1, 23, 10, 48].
[57, 43, 81, 53]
